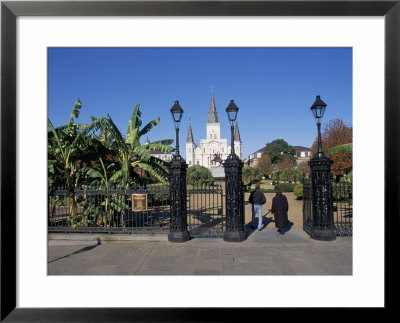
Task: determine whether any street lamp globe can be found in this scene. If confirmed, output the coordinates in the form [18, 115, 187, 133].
[226, 99, 239, 127]
[170, 100, 184, 129]
[310, 95, 327, 122]
[170, 100, 184, 157]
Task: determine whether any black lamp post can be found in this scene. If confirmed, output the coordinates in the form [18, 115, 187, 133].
[223, 100, 245, 242]
[168, 100, 190, 242]
[310, 95, 327, 158]
[226, 100, 239, 155]
[308, 95, 336, 241]
[170, 100, 183, 156]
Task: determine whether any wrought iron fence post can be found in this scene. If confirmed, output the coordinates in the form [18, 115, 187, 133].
[168, 155, 190, 242]
[309, 153, 336, 241]
[223, 154, 245, 242]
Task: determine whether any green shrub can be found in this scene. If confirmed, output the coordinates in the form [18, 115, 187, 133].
[272, 168, 302, 182]
[276, 183, 296, 192]
[293, 184, 303, 199]
[187, 165, 214, 186]
[242, 166, 262, 190]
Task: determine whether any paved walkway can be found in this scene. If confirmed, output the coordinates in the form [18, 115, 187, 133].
[48, 228, 352, 275]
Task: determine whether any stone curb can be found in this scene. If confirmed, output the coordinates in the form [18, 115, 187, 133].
[48, 233, 168, 246]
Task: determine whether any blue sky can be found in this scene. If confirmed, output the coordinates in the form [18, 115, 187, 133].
[48, 47, 352, 159]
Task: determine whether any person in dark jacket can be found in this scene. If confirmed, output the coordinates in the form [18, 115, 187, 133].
[248, 184, 266, 231]
[271, 186, 289, 234]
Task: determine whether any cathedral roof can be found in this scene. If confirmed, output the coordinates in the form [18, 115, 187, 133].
[234, 121, 241, 142]
[208, 90, 218, 123]
[186, 121, 194, 143]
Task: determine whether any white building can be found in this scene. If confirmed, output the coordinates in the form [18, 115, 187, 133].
[247, 145, 312, 166]
[145, 138, 173, 163]
[186, 91, 242, 170]
[292, 146, 312, 163]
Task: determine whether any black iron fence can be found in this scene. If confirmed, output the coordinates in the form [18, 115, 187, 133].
[302, 179, 352, 236]
[48, 183, 226, 236]
[48, 184, 171, 233]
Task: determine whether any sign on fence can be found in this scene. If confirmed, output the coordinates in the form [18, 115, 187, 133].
[132, 194, 147, 212]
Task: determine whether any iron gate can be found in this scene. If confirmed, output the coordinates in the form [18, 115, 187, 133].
[302, 179, 352, 236]
[187, 184, 225, 238]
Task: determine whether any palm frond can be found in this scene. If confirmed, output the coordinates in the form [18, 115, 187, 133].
[101, 115, 127, 151]
[138, 162, 168, 184]
[138, 118, 160, 138]
[48, 119, 65, 160]
[109, 170, 124, 183]
[145, 142, 174, 153]
[150, 139, 174, 146]
[125, 128, 139, 146]
[68, 98, 82, 128]
[132, 146, 151, 162]
[126, 103, 142, 138]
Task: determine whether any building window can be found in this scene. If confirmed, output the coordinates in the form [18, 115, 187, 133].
[197, 161, 199, 165]
[189, 161, 191, 165]
[192, 148, 194, 153]
[214, 134, 217, 139]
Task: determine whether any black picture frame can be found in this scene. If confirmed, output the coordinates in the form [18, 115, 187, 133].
[1, 0, 398, 321]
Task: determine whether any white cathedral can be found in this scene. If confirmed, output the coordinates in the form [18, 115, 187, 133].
[185, 90, 242, 176]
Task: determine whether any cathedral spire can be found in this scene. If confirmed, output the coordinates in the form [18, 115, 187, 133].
[208, 89, 218, 123]
[187, 120, 194, 143]
[234, 121, 241, 142]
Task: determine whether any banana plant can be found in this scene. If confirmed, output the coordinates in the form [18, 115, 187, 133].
[79, 157, 129, 227]
[48, 98, 104, 221]
[98, 103, 174, 187]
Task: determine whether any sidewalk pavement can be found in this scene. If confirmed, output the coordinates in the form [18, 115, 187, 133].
[48, 228, 352, 275]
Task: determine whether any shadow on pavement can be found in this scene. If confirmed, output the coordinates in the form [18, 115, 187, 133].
[245, 217, 295, 237]
[48, 238, 101, 264]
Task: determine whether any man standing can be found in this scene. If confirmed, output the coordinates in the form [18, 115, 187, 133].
[248, 184, 266, 231]
[271, 186, 289, 234]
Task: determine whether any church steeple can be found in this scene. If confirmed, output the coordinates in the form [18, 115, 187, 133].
[208, 88, 218, 123]
[234, 121, 241, 142]
[187, 120, 194, 143]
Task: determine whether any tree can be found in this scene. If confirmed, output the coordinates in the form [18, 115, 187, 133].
[98, 103, 174, 187]
[242, 166, 262, 189]
[328, 143, 353, 182]
[255, 154, 272, 177]
[276, 157, 295, 170]
[297, 160, 311, 177]
[311, 119, 352, 178]
[264, 139, 296, 165]
[186, 165, 214, 186]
